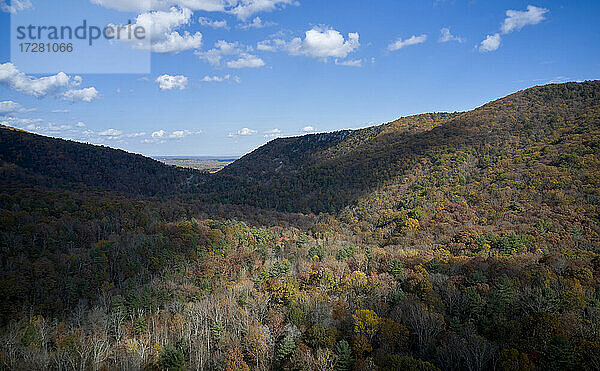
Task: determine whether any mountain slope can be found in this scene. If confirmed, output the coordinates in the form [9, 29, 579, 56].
[0, 127, 203, 196]
[204, 81, 600, 214]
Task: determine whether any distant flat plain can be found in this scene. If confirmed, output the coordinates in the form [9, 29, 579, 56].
[153, 156, 238, 173]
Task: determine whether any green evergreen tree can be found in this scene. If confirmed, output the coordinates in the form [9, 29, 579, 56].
[335, 340, 354, 371]
[277, 334, 296, 362]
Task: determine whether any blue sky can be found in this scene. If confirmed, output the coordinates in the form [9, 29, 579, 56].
[0, 0, 599, 156]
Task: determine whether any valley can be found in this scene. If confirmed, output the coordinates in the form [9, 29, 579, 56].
[0, 81, 599, 370]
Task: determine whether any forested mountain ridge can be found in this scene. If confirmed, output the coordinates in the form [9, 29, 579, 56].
[0, 127, 204, 196]
[204, 81, 600, 213]
[2, 81, 598, 214]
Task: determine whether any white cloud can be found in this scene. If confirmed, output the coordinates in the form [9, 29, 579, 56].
[238, 127, 257, 135]
[0, 101, 24, 114]
[109, 7, 202, 54]
[195, 40, 262, 68]
[0, 63, 98, 102]
[62, 87, 100, 103]
[202, 74, 230, 82]
[201, 74, 240, 83]
[302, 126, 315, 132]
[478, 33, 502, 52]
[259, 27, 360, 61]
[501, 5, 548, 34]
[239, 16, 275, 29]
[198, 16, 228, 29]
[228, 0, 297, 21]
[264, 128, 281, 138]
[92, 0, 296, 21]
[99, 128, 123, 136]
[388, 34, 427, 51]
[478, 5, 548, 53]
[169, 129, 194, 138]
[195, 40, 243, 66]
[152, 31, 203, 53]
[0, 116, 43, 129]
[0, 0, 31, 13]
[439, 27, 464, 43]
[227, 53, 265, 68]
[292, 28, 359, 59]
[144, 129, 199, 142]
[334, 58, 362, 67]
[155, 74, 188, 90]
[4, 118, 153, 143]
[256, 39, 282, 52]
[229, 127, 257, 137]
[0, 63, 69, 97]
[132, 7, 191, 40]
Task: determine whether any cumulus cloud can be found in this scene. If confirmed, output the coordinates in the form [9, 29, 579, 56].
[237, 127, 257, 135]
[388, 34, 427, 51]
[2, 116, 157, 144]
[198, 16, 228, 29]
[239, 16, 276, 29]
[228, 0, 297, 21]
[169, 129, 197, 138]
[227, 53, 265, 68]
[196, 40, 263, 68]
[302, 126, 315, 132]
[478, 33, 502, 52]
[0, 0, 32, 13]
[292, 28, 359, 58]
[0, 101, 24, 114]
[143, 128, 200, 142]
[62, 88, 100, 103]
[110, 7, 202, 54]
[258, 27, 360, 61]
[0, 116, 43, 129]
[155, 74, 188, 90]
[152, 31, 203, 53]
[439, 27, 464, 43]
[0, 63, 99, 102]
[501, 5, 548, 34]
[478, 5, 548, 53]
[195, 40, 243, 66]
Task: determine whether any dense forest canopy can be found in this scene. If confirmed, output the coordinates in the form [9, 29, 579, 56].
[1, 81, 599, 370]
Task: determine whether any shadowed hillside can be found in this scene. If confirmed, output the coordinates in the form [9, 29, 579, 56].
[0, 128, 204, 196]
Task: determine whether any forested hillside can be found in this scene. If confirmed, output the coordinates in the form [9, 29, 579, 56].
[203, 82, 600, 214]
[1, 81, 599, 370]
[0, 127, 203, 196]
